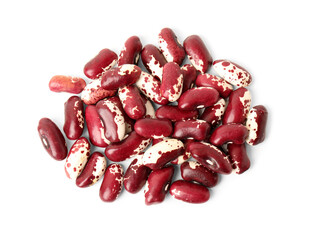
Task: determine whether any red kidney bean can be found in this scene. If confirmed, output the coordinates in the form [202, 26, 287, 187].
[169, 180, 210, 203]
[118, 36, 142, 66]
[172, 120, 211, 141]
[49, 75, 86, 94]
[195, 74, 233, 98]
[144, 165, 174, 205]
[141, 95, 156, 118]
[134, 118, 173, 139]
[63, 96, 84, 140]
[99, 163, 124, 202]
[96, 97, 126, 143]
[178, 87, 219, 111]
[188, 142, 232, 174]
[64, 137, 90, 180]
[210, 123, 248, 146]
[213, 59, 252, 87]
[81, 78, 116, 105]
[180, 64, 197, 93]
[118, 85, 146, 120]
[161, 62, 183, 102]
[183, 35, 213, 73]
[135, 72, 169, 105]
[222, 87, 251, 124]
[171, 138, 195, 165]
[152, 138, 165, 146]
[105, 131, 151, 162]
[124, 153, 151, 194]
[143, 139, 184, 170]
[76, 152, 107, 187]
[141, 44, 167, 80]
[156, 105, 198, 122]
[158, 28, 185, 65]
[101, 64, 141, 90]
[246, 105, 268, 145]
[200, 98, 226, 127]
[84, 48, 117, 79]
[181, 161, 218, 188]
[227, 143, 250, 174]
[38, 118, 67, 161]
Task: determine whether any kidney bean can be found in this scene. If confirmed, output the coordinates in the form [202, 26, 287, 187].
[118, 36, 142, 66]
[99, 163, 124, 202]
[188, 142, 232, 174]
[141, 44, 167, 80]
[160, 62, 183, 102]
[134, 118, 173, 139]
[183, 35, 213, 73]
[210, 123, 248, 146]
[84, 48, 117, 79]
[195, 74, 233, 98]
[156, 105, 198, 122]
[49, 75, 86, 94]
[180, 64, 197, 93]
[143, 139, 184, 170]
[105, 131, 151, 162]
[172, 120, 211, 141]
[118, 85, 146, 120]
[64, 137, 90, 180]
[158, 28, 185, 65]
[81, 78, 116, 105]
[181, 161, 218, 188]
[63, 96, 84, 140]
[171, 138, 195, 165]
[246, 105, 268, 145]
[135, 72, 168, 105]
[144, 165, 174, 205]
[200, 98, 226, 128]
[142, 95, 156, 118]
[101, 64, 141, 90]
[124, 153, 151, 194]
[96, 97, 126, 143]
[178, 87, 219, 111]
[169, 180, 210, 204]
[223, 87, 251, 124]
[227, 143, 250, 174]
[213, 59, 252, 87]
[76, 152, 107, 187]
[38, 118, 67, 160]
[152, 138, 165, 146]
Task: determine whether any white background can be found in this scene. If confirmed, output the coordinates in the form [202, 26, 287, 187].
[1, 0, 316, 239]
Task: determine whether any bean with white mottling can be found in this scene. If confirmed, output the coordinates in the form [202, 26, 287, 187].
[63, 96, 84, 140]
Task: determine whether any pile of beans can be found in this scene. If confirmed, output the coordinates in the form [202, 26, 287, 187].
[38, 28, 268, 204]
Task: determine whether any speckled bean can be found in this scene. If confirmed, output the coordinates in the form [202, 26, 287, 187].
[161, 62, 183, 102]
[63, 96, 84, 140]
[227, 143, 251, 174]
[118, 36, 142, 66]
[210, 123, 248, 146]
[200, 98, 226, 127]
[49, 75, 86, 94]
[246, 105, 268, 146]
[180, 64, 197, 93]
[172, 120, 211, 141]
[195, 74, 233, 98]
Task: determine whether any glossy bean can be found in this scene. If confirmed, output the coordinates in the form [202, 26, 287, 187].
[246, 105, 268, 145]
[172, 120, 210, 141]
[195, 74, 233, 98]
[118, 36, 142, 66]
[210, 123, 248, 146]
[227, 143, 250, 174]
[134, 118, 173, 139]
[49, 75, 86, 94]
[161, 62, 183, 102]
[63, 96, 84, 140]
[180, 64, 197, 93]
[200, 98, 226, 127]
[156, 105, 198, 122]
[142, 95, 156, 118]
[171, 138, 195, 165]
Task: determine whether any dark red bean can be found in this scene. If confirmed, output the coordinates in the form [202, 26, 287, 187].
[161, 62, 183, 102]
[49, 75, 86, 94]
[180, 64, 197, 93]
[118, 36, 142, 66]
[210, 123, 248, 146]
[134, 118, 173, 139]
[195, 74, 233, 98]
[227, 143, 251, 174]
[172, 120, 211, 141]
[246, 105, 268, 145]
[200, 98, 226, 127]
[156, 105, 198, 122]
[171, 138, 195, 165]
[63, 96, 84, 140]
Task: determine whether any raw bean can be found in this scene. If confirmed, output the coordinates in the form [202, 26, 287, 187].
[188, 142, 232, 174]
[161, 62, 183, 102]
[200, 98, 226, 127]
[143, 139, 184, 170]
[156, 105, 198, 122]
[180, 64, 197, 93]
[101, 64, 141, 90]
[49, 75, 86, 94]
[141, 95, 156, 118]
[124, 153, 151, 194]
[223, 87, 251, 124]
[169, 180, 210, 203]
[105, 131, 151, 162]
[134, 118, 173, 139]
[227, 143, 250, 174]
[76, 152, 107, 187]
[172, 120, 211, 141]
[81, 78, 116, 105]
[178, 87, 219, 111]
[141, 44, 167, 80]
[118, 36, 142, 66]
[144, 165, 174, 205]
[183, 35, 213, 73]
[38, 118, 67, 161]
[99, 164, 124, 202]
[171, 138, 195, 165]
[213, 59, 252, 87]
[210, 123, 248, 146]
[181, 161, 218, 188]
[195, 74, 233, 98]
[246, 105, 268, 145]
[63, 96, 84, 140]
[152, 138, 165, 146]
[158, 28, 185, 65]
[64, 137, 90, 180]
